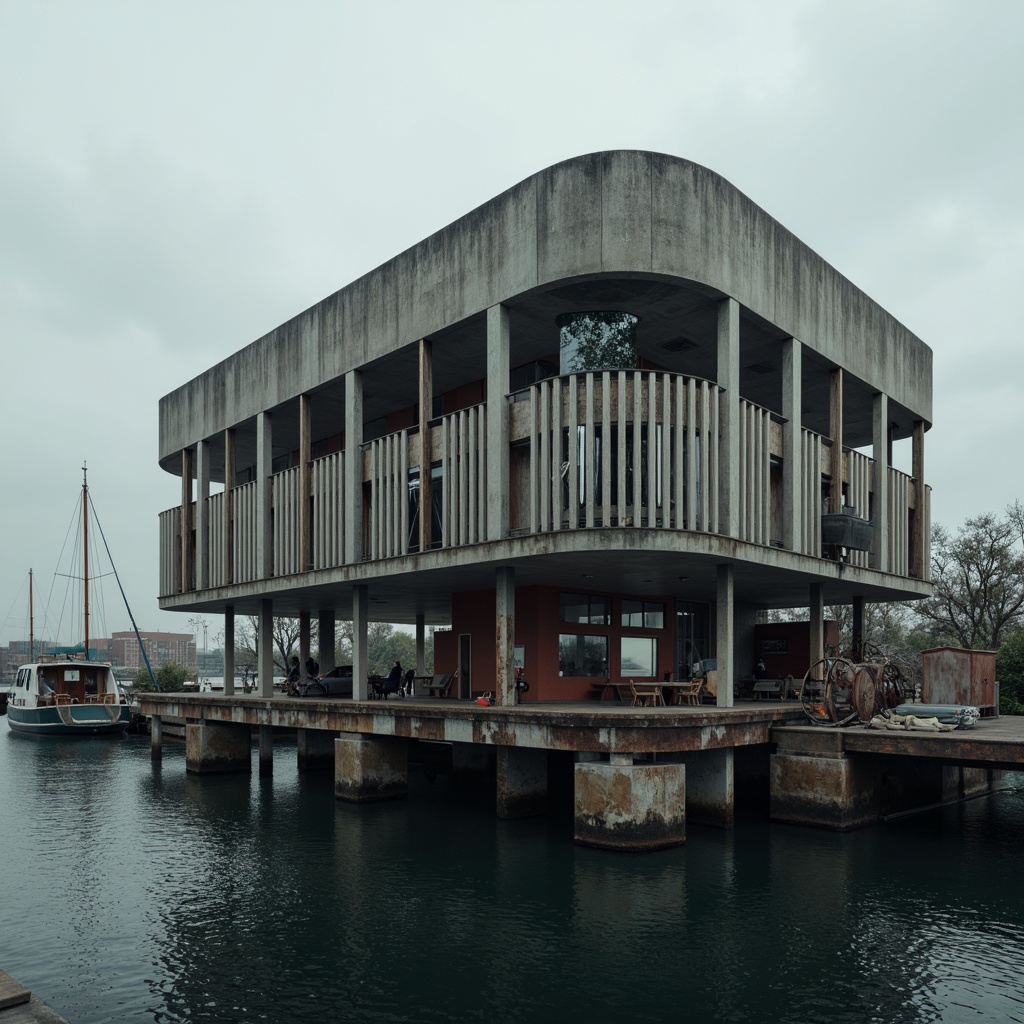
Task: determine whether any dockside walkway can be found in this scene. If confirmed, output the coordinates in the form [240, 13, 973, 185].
[137, 693, 1024, 849]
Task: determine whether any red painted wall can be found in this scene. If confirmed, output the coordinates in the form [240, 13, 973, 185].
[442, 586, 673, 701]
[752, 621, 839, 679]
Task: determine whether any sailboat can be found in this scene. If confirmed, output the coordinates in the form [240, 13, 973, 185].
[5, 467, 133, 735]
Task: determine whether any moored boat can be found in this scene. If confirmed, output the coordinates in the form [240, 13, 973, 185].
[4, 464, 150, 736]
[7, 659, 131, 735]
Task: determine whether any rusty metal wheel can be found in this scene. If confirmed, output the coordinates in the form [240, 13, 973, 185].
[878, 660, 907, 710]
[824, 657, 858, 726]
[800, 659, 833, 725]
[852, 663, 882, 722]
[800, 658, 858, 726]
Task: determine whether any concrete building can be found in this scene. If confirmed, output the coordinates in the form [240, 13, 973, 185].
[157, 151, 931, 707]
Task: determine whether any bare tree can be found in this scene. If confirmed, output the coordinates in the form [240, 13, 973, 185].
[916, 513, 1024, 650]
[236, 616, 308, 676]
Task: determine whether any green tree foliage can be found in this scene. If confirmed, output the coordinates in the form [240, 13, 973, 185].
[327, 620, 432, 677]
[996, 629, 1024, 715]
[558, 312, 638, 372]
[917, 512, 1024, 650]
[133, 662, 191, 692]
[132, 667, 158, 692]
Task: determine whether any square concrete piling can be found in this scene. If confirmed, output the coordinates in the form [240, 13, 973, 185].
[574, 760, 686, 851]
[334, 733, 408, 802]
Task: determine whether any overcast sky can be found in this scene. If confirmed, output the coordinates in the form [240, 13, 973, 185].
[1, 0, 1021, 647]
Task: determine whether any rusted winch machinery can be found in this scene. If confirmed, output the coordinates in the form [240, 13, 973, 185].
[800, 644, 911, 727]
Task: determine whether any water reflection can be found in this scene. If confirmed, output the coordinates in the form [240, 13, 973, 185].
[3, 734, 1024, 1023]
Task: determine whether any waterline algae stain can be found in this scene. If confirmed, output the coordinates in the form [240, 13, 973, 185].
[2, 732, 1024, 1023]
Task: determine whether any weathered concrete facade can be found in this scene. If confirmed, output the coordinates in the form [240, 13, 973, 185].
[155, 152, 936, 848]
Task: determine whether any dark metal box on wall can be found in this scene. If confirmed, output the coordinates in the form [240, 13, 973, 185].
[921, 647, 997, 715]
[821, 506, 875, 550]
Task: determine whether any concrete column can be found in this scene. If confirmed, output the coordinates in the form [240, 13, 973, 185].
[297, 728, 336, 772]
[195, 438, 210, 590]
[829, 369, 843, 515]
[334, 733, 408, 802]
[716, 298, 740, 538]
[496, 746, 547, 818]
[782, 337, 802, 551]
[150, 714, 162, 761]
[452, 742, 493, 791]
[181, 447, 194, 592]
[418, 339, 433, 553]
[681, 749, 734, 828]
[318, 611, 335, 674]
[224, 428, 235, 585]
[771, 750, 878, 830]
[911, 420, 926, 579]
[715, 564, 734, 707]
[495, 565, 515, 706]
[185, 720, 251, 775]
[415, 614, 426, 676]
[871, 393, 889, 571]
[299, 393, 312, 572]
[299, 612, 311, 669]
[851, 597, 865, 662]
[256, 411, 273, 580]
[486, 304, 510, 541]
[223, 605, 235, 696]
[258, 598, 274, 699]
[258, 724, 274, 777]
[344, 370, 364, 565]
[809, 583, 825, 664]
[352, 586, 368, 700]
[574, 760, 686, 851]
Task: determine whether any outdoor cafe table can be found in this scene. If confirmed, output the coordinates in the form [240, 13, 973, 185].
[591, 680, 702, 704]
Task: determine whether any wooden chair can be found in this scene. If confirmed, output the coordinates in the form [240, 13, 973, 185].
[682, 677, 704, 706]
[427, 672, 454, 698]
[629, 679, 664, 707]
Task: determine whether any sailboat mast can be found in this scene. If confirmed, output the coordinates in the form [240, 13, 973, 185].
[29, 568, 34, 661]
[82, 462, 89, 659]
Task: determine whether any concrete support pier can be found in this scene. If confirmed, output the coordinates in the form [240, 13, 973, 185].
[258, 725, 274, 777]
[574, 759, 686, 851]
[771, 749, 879, 830]
[297, 728, 336, 772]
[451, 741, 492, 791]
[769, 729, 995, 829]
[680, 748, 735, 828]
[334, 733, 408, 803]
[185, 720, 251, 775]
[150, 714, 162, 761]
[496, 746, 547, 819]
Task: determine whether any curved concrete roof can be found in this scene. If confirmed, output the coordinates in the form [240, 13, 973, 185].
[160, 150, 931, 464]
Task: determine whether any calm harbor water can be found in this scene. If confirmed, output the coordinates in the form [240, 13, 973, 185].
[2, 730, 1024, 1024]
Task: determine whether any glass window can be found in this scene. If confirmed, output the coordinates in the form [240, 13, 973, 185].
[621, 600, 665, 629]
[621, 637, 658, 677]
[559, 593, 610, 625]
[558, 634, 608, 677]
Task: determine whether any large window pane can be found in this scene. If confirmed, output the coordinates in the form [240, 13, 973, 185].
[621, 600, 665, 629]
[558, 634, 608, 677]
[621, 637, 658, 677]
[560, 593, 610, 626]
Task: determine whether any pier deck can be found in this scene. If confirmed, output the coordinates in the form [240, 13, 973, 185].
[774, 716, 1024, 769]
[138, 693, 806, 755]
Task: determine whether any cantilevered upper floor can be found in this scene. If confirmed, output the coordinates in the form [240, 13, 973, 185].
[157, 151, 932, 621]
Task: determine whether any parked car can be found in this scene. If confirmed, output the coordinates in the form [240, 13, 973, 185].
[295, 665, 352, 697]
